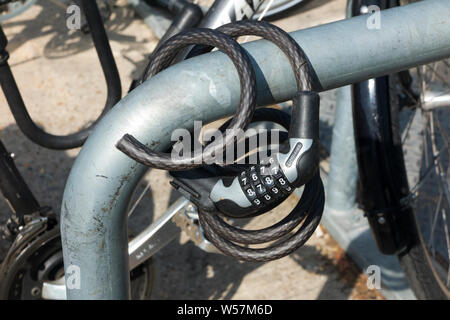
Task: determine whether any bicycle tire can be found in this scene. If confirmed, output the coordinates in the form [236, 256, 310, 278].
[390, 72, 450, 300]
[391, 0, 450, 300]
[386, 49, 449, 300]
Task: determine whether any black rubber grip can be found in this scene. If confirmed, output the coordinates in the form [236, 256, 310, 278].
[290, 91, 320, 139]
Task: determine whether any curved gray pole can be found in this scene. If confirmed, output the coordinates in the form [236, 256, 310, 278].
[325, 0, 356, 212]
[61, 0, 450, 299]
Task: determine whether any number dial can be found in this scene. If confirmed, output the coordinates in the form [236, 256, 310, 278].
[238, 162, 294, 211]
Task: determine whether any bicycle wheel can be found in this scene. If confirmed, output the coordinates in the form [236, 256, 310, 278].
[387, 0, 450, 298]
[392, 61, 450, 299]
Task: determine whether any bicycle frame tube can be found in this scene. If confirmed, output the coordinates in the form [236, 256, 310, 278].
[176, 0, 266, 61]
[60, 0, 450, 299]
[197, 0, 265, 28]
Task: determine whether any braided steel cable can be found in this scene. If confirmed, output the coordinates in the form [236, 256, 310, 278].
[117, 21, 324, 262]
[199, 174, 324, 262]
[215, 20, 312, 92]
[200, 107, 324, 261]
[116, 21, 312, 169]
[200, 174, 321, 245]
[218, 107, 290, 164]
[116, 28, 257, 170]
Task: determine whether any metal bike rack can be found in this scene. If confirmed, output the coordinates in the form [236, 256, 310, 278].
[60, 0, 450, 299]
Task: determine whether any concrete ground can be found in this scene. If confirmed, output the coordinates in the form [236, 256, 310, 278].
[0, 0, 384, 299]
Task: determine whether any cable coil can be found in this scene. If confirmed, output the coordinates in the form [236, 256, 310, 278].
[117, 20, 325, 262]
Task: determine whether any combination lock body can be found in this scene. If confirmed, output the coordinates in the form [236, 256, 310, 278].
[209, 138, 314, 218]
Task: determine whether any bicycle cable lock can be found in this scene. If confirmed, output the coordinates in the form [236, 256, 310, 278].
[116, 20, 325, 262]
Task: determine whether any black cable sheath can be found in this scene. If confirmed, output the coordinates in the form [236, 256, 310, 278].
[199, 107, 324, 261]
[0, 0, 121, 149]
[117, 27, 257, 170]
[196, 20, 313, 92]
[201, 174, 321, 245]
[117, 21, 312, 169]
[116, 21, 324, 262]
[210, 108, 290, 165]
[199, 174, 324, 262]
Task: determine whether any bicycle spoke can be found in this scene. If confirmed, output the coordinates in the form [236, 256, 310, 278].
[425, 63, 450, 89]
[423, 112, 430, 169]
[426, 107, 450, 286]
[441, 207, 450, 287]
[419, 65, 428, 100]
[434, 112, 450, 154]
[427, 190, 442, 254]
[429, 113, 450, 212]
[442, 59, 450, 69]
[258, 0, 275, 20]
[401, 37, 450, 294]
[427, 62, 438, 83]
[409, 148, 444, 196]
[401, 109, 418, 145]
[127, 179, 152, 218]
[436, 170, 450, 225]
[242, 0, 275, 43]
[401, 84, 419, 107]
